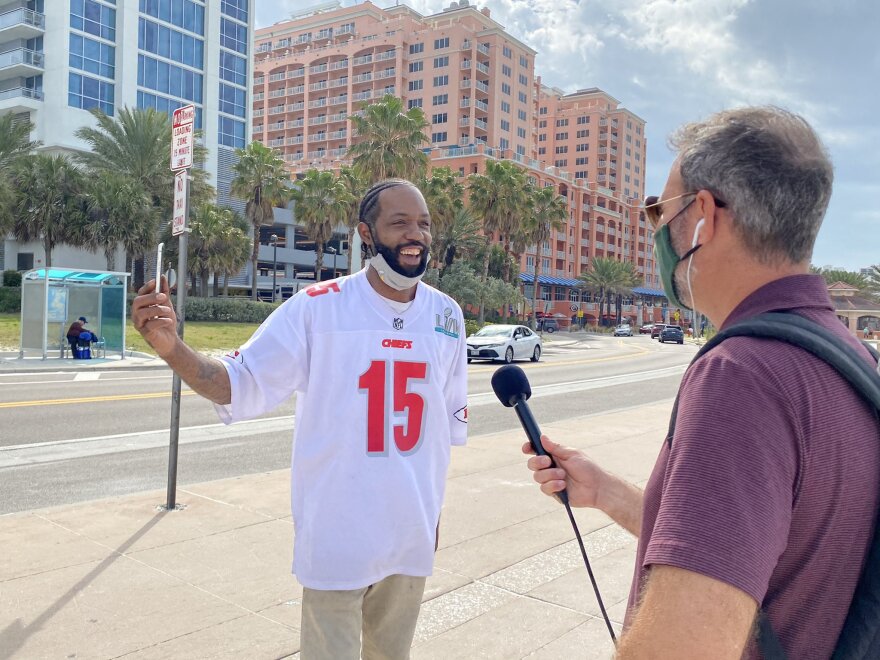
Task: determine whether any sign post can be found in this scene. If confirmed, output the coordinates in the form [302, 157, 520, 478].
[166, 104, 194, 510]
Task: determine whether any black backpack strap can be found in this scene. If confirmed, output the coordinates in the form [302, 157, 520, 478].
[667, 313, 880, 444]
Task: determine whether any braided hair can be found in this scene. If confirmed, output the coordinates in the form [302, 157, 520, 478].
[358, 178, 416, 258]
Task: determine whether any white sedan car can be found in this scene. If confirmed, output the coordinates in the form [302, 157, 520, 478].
[466, 324, 542, 364]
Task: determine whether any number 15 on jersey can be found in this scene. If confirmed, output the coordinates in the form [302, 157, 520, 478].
[358, 360, 429, 455]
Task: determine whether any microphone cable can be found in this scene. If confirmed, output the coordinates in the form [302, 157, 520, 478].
[560, 495, 617, 644]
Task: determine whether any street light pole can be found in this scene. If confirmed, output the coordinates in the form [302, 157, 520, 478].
[327, 246, 337, 279]
[271, 234, 278, 303]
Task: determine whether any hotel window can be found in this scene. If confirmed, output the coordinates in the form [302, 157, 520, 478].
[433, 56, 448, 68]
[518, 109, 526, 120]
[69, 72, 114, 114]
[69, 34, 115, 79]
[433, 37, 449, 49]
[538, 147, 546, 155]
[432, 113, 447, 124]
[576, 143, 588, 152]
[501, 101, 510, 113]
[538, 120, 547, 128]
[577, 116, 590, 124]
[219, 51, 246, 86]
[138, 0, 205, 35]
[518, 73, 527, 85]
[555, 132, 567, 140]
[71, 0, 116, 41]
[555, 146, 568, 154]
[576, 129, 589, 138]
[409, 61, 423, 72]
[433, 75, 448, 87]
[220, 18, 248, 54]
[408, 80, 423, 91]
[432, 131, 448, 142]
[221, 0, 248, 22]
[139, 19, 205, 69]
[517, 127, 526, 138]
[554, 159, 566, 167]
[519, 54, 528, 68]
[407, 98, 423, 109]
[219, 82, 246, 117]
[538, 134, 546, 142]
[502, 64, 511, 77]
[576, 157, 588, 165]
[432, 93, 448, 105]
[218, 116, 245, 148]
[501, 119, 510, 131]
[518, 91, 527, 103]
[503, 45, 512, 58]
[409, 42, 424, 54]
[556, 118, 568, 127]
[500, 137, 509, 149]
[539, 107, 548, 115]
[575, 171, 587, 179]
[501, 83, 510, 95]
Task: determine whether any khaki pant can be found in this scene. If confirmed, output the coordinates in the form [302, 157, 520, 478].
[300, 574, 427, 660]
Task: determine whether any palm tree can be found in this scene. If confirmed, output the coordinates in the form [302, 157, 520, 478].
[348, 94, 430, 185]
[467, 159, 530, 324]
[337, 166, 368, 274]
[0, 115, 37, 233]
[230, 141, 291, 299]
[290, 169, 352, 282]
[83, 172, 155, 270]
[434, 206, 483, 279]
[579, 257, 625, 327]
[11, 154, 86, 268]
[74, 107, 213, 287]
[610, 260, 640, 325]
[515, 186, 568, 329]
[418, 166, 464, 239]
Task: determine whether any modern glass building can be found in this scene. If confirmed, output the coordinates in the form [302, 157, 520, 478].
[0, 0, 254, 272]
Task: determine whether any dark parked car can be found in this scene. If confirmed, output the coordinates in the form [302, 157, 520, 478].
[659, 325, 685, 344]
[651, 323, 668, 339]
[537, 318, 559, 333]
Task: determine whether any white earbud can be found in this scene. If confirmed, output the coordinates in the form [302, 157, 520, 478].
[691, 218, 705, 249]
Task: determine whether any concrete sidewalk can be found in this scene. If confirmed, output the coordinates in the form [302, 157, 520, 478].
[0, 401, 672, 659]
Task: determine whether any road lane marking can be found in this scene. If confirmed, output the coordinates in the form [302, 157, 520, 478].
[73, 372, 101, 381]
[0, 374, 173, 386]
[0, 366, 686, 467]
[0, 390, 197, 409]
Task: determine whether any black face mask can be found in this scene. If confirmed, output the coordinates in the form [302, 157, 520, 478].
[369, 226, 430, 278]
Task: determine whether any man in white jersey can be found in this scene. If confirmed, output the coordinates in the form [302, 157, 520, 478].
[131, 179, 468, 659]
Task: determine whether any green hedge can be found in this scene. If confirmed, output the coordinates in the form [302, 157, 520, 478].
[0, 287, 21, 313]
[3, 270, 22, 287]
[175, 296, 282, 323]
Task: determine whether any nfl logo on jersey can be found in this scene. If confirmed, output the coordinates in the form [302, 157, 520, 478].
[393, 317, 404, 330]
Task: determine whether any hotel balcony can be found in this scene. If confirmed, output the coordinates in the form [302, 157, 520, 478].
[1, 6, 46, 40]
[268, 138, 284, 147]
[474, 99, 488, 112]
[266, 121, 285, 131]
[286, 102, 304, 112]
[0, 85, 42, 113]
[309, 115, 328, 126]
[287, 68, 305, 79]
[288, 85, 304, 95]
[475, 61, 489, 75]
[459, 98, 470, 108]
[352, 90, 371, 101]
[328, 129, 347, 140]
[474, 80, 489, 93]
[310, 63, 328, 74]
[328, 95, 347, 106]
[353, 54, 372, 66]
[308, 98, 327, 109]
[0, 47, 43, 77]
[286, 136, 304, 145]
[474, 118, 487, 131]
[476, 43, 489, 56]
[328, 112, 347, 122]
[376, 50, 396, 61]
[330, 59, 349, 71]
[286, 118, 304, 128]
[309, 81, 328, 92]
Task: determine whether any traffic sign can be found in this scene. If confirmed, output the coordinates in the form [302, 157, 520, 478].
[570, 304, 579, 312]
[171, 104, 195, 170]
[172, 170, 187, 236]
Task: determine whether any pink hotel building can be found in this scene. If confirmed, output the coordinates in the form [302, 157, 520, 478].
[252, 1, 666, 324]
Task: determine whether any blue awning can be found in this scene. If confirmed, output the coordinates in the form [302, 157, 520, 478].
[519, 273, 583, 287]
[632, 286, 667, 297]
[24, 269, 129, 284]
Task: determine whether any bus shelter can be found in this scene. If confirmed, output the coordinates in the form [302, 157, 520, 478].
[20, 268, 131, 360]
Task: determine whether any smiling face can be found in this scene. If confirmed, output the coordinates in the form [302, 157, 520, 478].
[361, 184, 432, 277]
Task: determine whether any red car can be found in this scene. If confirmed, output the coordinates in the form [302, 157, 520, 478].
[639, 323, 655, 335]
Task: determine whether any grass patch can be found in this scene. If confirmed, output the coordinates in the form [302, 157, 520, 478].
[0, 313, 259, 355]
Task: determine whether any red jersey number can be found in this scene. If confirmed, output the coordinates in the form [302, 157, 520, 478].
[358, 360, 428, 455]
[305, 282, 340, 297]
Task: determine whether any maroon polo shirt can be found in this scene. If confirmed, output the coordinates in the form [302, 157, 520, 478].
[627, 274, 879, 658]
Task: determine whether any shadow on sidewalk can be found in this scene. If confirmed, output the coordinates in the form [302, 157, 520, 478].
[0, 511, 168, 656]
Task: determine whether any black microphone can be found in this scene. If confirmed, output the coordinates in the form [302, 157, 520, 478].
[491, 364, 568, 505]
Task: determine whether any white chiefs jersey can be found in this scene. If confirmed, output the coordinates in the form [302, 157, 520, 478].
[216, 269, 468, 590]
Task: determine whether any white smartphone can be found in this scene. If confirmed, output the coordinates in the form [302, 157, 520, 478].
[155, 242, 164, 295]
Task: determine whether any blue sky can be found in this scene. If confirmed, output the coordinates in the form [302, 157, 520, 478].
[256, 0, 880, 270]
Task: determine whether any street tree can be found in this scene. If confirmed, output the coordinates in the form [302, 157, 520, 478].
[348, 94, 430, 184]
[11, 154, 86, 268]
[290, 169, 352, 282]
[0, 115, 37, 233]
[230, 141, 291, 299]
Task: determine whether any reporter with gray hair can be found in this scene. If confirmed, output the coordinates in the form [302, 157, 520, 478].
[525, 107, 878, 658]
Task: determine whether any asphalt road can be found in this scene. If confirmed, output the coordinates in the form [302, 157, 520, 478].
[0, 334, 697, 514]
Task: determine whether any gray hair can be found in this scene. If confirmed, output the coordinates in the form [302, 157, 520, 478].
[670, 106, 833, 264]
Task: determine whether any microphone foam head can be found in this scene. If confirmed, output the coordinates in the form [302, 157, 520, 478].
[491, 364, 532, 407]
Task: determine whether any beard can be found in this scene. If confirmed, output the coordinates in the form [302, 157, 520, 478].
[373, 238, 430, 278]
